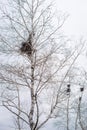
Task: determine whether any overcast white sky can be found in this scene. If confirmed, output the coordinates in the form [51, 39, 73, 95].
[55, 0, 87, 38]
[55, 0, 87, 68]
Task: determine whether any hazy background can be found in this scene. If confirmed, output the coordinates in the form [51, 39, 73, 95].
[55, 0, 87, 68]
[56, 0, 87, 37]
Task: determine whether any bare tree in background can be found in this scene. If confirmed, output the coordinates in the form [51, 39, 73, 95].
[73, 70, 87, 130]
[0, 0, 85, 130]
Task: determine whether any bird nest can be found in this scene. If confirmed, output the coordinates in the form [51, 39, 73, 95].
[20, 34, 33, 56]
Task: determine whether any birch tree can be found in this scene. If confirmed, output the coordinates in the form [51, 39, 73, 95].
[0, 0, 85, 130]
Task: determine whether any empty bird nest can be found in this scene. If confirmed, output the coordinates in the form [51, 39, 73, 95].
[20, 33, 34, 56]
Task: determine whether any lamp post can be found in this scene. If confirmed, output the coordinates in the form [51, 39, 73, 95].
[75, 86, 85, 130]
[78, 87, 85, 130]
[66, 83, 71, 130]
